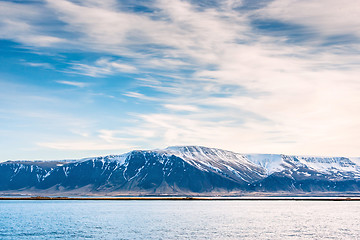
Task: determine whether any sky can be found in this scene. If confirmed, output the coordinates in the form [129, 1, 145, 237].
[1, 0, 360, 161]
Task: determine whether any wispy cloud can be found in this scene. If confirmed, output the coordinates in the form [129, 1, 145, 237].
[56, 80, 88, 88]
[0, 1, 65, 47]
[68, 58, 136, 77]
[163, 104, 199, 112]
[22, 61, 54, 69]
[37, 140, 134, 151]
[257, 0, 360, 38]
[123, 92, 157, 101]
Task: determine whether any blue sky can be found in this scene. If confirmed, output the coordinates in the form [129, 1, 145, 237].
[1, 0, 360, 160]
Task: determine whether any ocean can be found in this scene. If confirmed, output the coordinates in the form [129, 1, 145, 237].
[1, 200, 359, 239]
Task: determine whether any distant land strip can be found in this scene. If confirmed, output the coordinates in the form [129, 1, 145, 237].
[1, 196, 360, 201]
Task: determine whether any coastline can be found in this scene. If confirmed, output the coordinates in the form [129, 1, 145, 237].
[1, 196, 360, 201]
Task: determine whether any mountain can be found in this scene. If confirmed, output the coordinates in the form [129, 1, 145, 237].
[1, 146, 360, 196]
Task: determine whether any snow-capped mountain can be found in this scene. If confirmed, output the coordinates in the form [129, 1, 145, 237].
[246, 154, 360, 179]
[1, 146, 360, 195]
[165, 146, 267, 183]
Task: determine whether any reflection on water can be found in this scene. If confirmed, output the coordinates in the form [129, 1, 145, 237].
[0, 200, 359, 239]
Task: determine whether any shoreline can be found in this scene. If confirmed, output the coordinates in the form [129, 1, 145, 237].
[1, 196, 360, 201]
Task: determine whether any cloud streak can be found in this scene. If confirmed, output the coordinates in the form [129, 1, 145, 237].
[67, 58, 137, 77]
[56, 80, 88, 88]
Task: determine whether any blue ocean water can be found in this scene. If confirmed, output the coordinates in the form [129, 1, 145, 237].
[0, 200, 359, 239]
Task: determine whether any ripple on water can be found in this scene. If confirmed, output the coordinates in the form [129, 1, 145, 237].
[0, 200, 360, 239]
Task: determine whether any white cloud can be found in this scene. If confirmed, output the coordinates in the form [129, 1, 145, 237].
[0, 2, 65, 47]
[258, 0, 360, 38]
[37, 140, 133, 151]
[68, 58, 136, 77]
[123, 92, 157, 101]
[37, 128, 141, 152]
[56, 80, 88, 88]
[22, 62, 53, 69]
[163, 104, 199, 112]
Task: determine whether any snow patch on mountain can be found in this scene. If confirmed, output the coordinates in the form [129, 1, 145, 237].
[245, 154, 285, 174]
[295, 156, 359, 173]
[164, 146, 267, 182]
[349, 157, 360, 166]
[80, 153, 129, 166]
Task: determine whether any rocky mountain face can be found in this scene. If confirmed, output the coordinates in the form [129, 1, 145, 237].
[1, 146, 360, 195]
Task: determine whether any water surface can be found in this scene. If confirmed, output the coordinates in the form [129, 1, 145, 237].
[0, 200, 359, 239]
